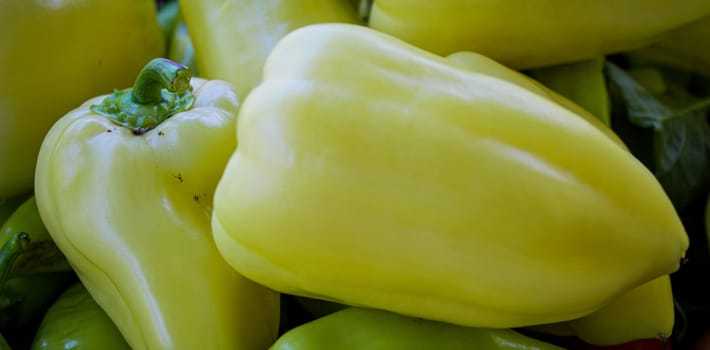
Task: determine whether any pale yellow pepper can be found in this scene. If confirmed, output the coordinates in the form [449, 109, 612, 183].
[212, 23, 688, 329]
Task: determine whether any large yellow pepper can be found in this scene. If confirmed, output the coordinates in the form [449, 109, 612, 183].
[367, 0, 710, 69]
[35, 59, 279, 350]
[212, 23, 688, 329]
[0, 0, 164, 200]
[179, 0, 361, 99]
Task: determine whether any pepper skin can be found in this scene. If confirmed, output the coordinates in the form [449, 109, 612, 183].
[270, 307, 565, 350]
[444, 52, 622, 148]
[367, 0, 710, 69]
[0, 0, 164, 200]
[629, 15, 710, 77]
[567, 275, 674, 346]
[529, 275, 674, 346]
[0, 195, 27, 228]
[526, 58, 610, 126]
[30, 282, 130, 350]
[35, 59, 279, 350]
[212, 23, 688, 329]
[178, 0, 361, 99]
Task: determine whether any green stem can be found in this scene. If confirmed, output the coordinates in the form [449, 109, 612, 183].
[132, 58, 192, 104]
[90, 58, 195, 134]
[0, 233, 30, 292]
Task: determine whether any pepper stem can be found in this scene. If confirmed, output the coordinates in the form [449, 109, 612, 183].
[0, 233, 30, 292]
[90, 58, 196, 134]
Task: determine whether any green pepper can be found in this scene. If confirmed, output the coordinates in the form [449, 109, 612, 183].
[34, 58, 279, 350]
[0, 196, 74, 348]
[0, 0, 165, 200]
[0, 195, 28, 229]
[271, 307, 565, 350]
[31, 282, 130, 350]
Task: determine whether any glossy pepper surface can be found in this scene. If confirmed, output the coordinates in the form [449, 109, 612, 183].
[367, 0, 710, 69]
[212, 23, 688, 329]
[567, 275, 674, 345]
[530, 275, 674, 346]
[31, 282, 130, 350]
[35, 59, 279, 350]
[526, 57, 610, 125]
[0, 196, 27, 228]
[179, 0, 361, 99]
[0, 0, 164, 200]
[444, 52, 621, 147]
[271, 307, 565, 350]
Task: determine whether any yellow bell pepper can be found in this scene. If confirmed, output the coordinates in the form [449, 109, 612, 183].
[528, 275, 675, 346]
[567, 275, 675, 346]
[367, 0, 710, 69]
[179, 0, 362, 99]
[526, 57, 611, 126]
[35, 59, 279, 350]
[628, 15, 710, 77]
[0, 0, 164, 200]
[212, 23, 688, 329]
[444, 52, 620, 147]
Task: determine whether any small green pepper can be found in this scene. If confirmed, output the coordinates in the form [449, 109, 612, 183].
[270, 307, 565, 350]
[0, 196, 74, 348]
[0, 195, 28, 228]
[31, 282, 130, 350]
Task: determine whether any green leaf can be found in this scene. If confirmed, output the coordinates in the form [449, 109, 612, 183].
[605, 61, 710, 210]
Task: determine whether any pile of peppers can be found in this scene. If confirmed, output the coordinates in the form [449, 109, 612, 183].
[2, 0, 710, 349]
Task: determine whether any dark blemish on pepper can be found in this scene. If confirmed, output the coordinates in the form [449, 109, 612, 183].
[174, 173, 183, 183]
[193, 194, 200, 202]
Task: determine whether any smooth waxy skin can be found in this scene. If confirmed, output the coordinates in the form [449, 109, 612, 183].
[526, 57, 610, 125]
[31, 283, 130, 350]
[270, 307, 565, 350]
[568, 275, 675, 345]
[35, 78, 279, 350]
[213, 24, 688, 328]
[179, 0, 361, 99]
[531, 275, 674, 345]
[368, 0, 710, 69]
[0, 0, 164, 199]
[445, 51, 622, 147]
